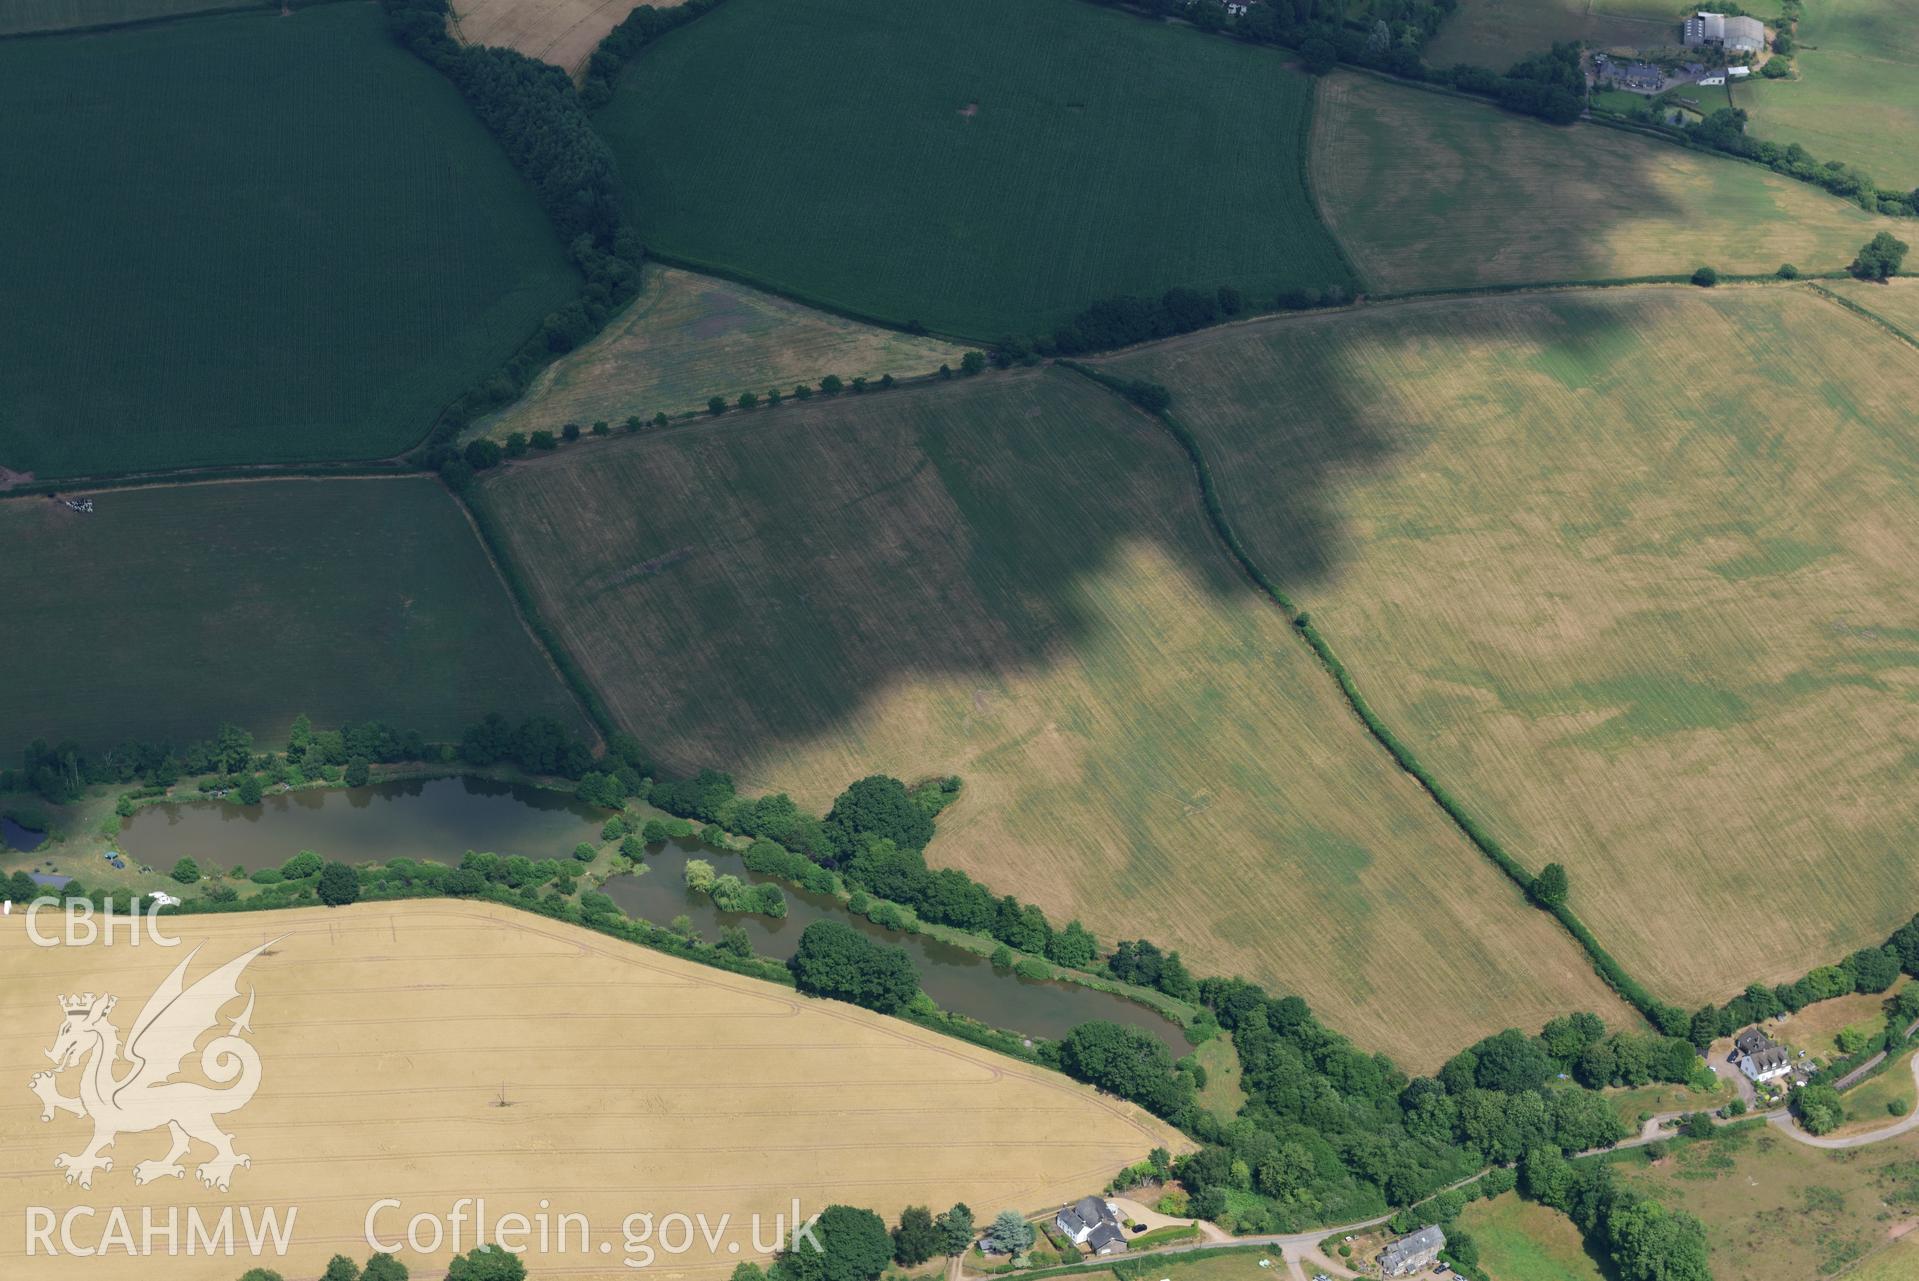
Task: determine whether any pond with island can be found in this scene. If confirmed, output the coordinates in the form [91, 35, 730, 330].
[117, 774, 1185, 1049]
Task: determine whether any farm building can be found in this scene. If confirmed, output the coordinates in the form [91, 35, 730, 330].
[1684, 12, 1765, 54]
[1380, 1225, 1446, 1277]
[1054, 1197, 1129, 1256]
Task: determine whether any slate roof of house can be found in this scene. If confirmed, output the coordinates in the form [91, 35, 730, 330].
[1058, 1197, 1115, 1237]
[1381, 1225, 1446, 1268]
[1085, 1223, 1127, 1252]
[1735, 1028, 1774, 1055]
[1744, 1046, 1790, 1073]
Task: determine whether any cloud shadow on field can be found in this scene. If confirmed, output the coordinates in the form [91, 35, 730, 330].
[477, 287, 1662, 781]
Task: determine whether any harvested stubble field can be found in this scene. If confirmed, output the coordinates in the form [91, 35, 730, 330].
[595, 0, 1352, 340]
[1424, 0, 1680, 71]
[450, 0, 677, 78]
[0, 900, 1180, 1280]
[1734, 0, 1919, 191]
[0, 4, 577, 478]
[0, 0, 259, 34]
[1310, 72, 1903, 293]
[477, 267, 965, 440]
[475, 367, 1633, 1066]
[1103, 284, 1919, 1010]
[0, 478, 587, 758]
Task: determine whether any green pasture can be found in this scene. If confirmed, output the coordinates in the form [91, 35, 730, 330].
[1736, 0, 1919, 190]
[0, 4, 577, 478]
[595, 0, 1352, 340]
[0, 0, 262, 34]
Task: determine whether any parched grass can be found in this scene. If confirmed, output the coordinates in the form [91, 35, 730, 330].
[596, 0, 1352, 340]
[1605, 1078, 1733, 1128]
[1778, 982, 1905, 1059]
[450, 0, 682, 77]
[0, 478, 588, 758]
[474, 368, 1634, 1066]
[1619, 1121, 1919, 1278]
[0, 900, 1183, 1281]
[1311, 71, 1902, 293]
[1734, 0, 1919, 191]
[1457, 1192, 1608, 1281]
[0, 4, 577, 478]
[476, 266, 967, 440]
[1425, 0, 1683, 69]
[1194, 1034, 1247, 1123]
[1102, 285, 1919, 1011]
[0, 0, 260, 34]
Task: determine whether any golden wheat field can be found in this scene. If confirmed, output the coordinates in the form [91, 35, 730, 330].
[474, 367, 1636, 1066]
[1310, 73, 1903, 293]
[476, 267, 965, 442]
[0, 901, 1180, 1281]
[450, 0, 681, 77]
[1103, 284, 1919, 1010]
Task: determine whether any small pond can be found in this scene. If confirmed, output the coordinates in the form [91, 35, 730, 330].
[2, 815, 48, 853]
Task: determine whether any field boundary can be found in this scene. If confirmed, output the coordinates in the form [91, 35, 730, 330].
[1807, 282, 1919, 354]
[1298, 75, 1368, 295]
[0, 0, 356, 43]
[0, 459, 422, 502]
[639, 251, 995, 346]
[1058, 360, 1671, 1032]
[456, 478, 620, 747]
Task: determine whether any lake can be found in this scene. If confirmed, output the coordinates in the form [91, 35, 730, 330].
[119, 775, 1186, 1048]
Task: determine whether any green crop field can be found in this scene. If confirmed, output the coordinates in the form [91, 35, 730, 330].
[1457, 1193, 1607, 1281]
[0, 4, 577, 479]
[1103, 284, 1919, 1011]
[1311, 72, 1903, 292]
[472, 367, 1635, 1066]
[0, 478, 587, 758]
[0, 0, 260, 34]
[476, 266, 966, 440]
[594, 0, 1353, 341]
[1734, 0, 1919, 191]
[1426, 0, 1684, 69]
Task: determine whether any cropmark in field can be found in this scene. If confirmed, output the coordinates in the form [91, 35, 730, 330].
[474, 367, 1635, 1066]
[0, 901, 1179, 1280]
[1104, 284, 1919, 1012]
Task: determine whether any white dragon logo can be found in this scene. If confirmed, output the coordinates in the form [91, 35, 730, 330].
[28, 939, 277, 1192]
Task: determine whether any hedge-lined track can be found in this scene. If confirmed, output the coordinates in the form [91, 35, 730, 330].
[1103, 285, 1919, 1010]
[472, 368, 1635, 1065]
[0, 4, 577, 478]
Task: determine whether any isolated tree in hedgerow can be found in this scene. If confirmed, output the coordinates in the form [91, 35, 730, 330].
[1691, 266, 1718, 287]
[738, 391, 758, 410]
[783, 1205, 893, 1281]
[1851, 231, 1910, 281]
[708, 396, 727, 416]
[891, 1205, 940, 1266]
[959, 351, 987, 376]
[1530, 862, 1569, 907]
[982, 1209, 1035, 1255]
[317, 860, 360, 907]
[171, 857, 201, 885]
[1301, 36, 1337, 74]
[935, 1203, 975, 1257]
